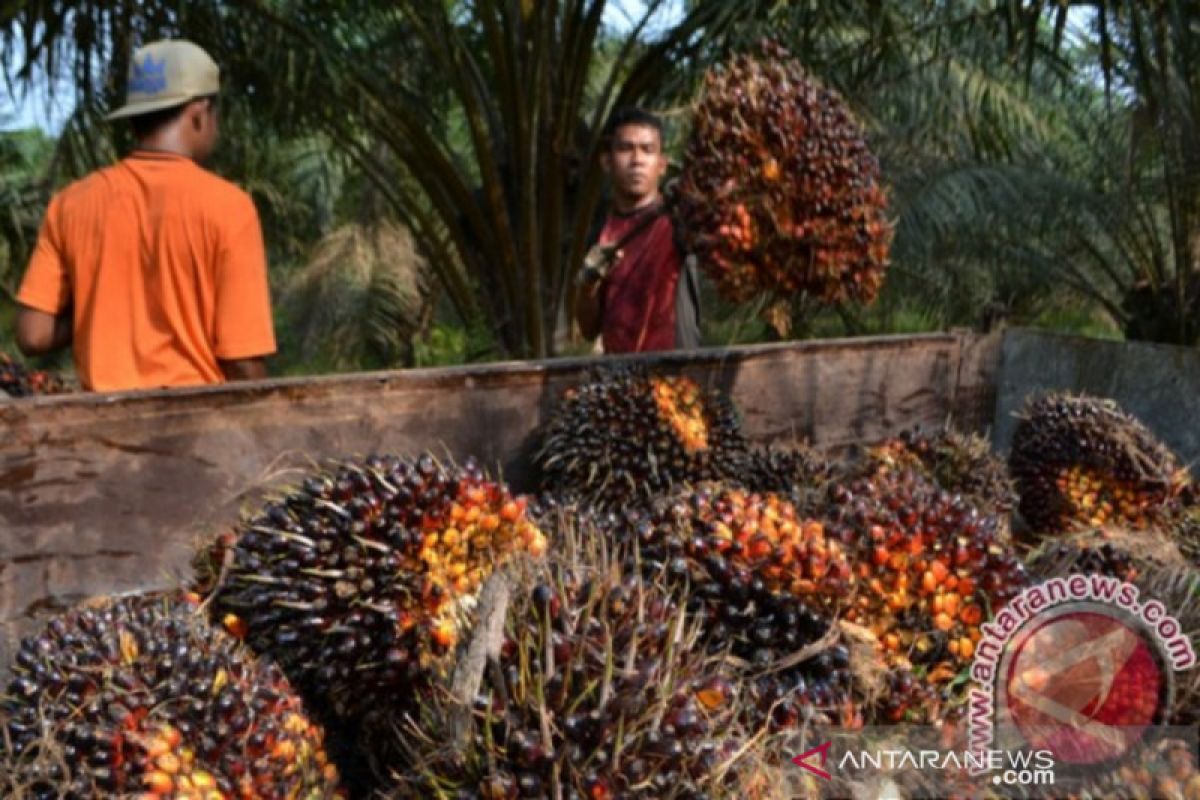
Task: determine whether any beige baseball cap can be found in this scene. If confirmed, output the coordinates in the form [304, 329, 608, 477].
[105, 40, 220, 121]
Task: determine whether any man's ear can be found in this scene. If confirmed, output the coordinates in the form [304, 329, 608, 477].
[600, 150, 612, 174]
[189, 99, 207, 132]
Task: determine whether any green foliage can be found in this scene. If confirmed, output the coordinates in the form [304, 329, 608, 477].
[2, 0, 1198, 377]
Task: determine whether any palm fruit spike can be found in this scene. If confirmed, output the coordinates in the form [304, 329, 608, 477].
[202, 453, 547, 721]
[1009, 393, 1190, 535]
[382, 522, 759, 799]
[863, 428, 1017, 516]
[534, 366, 750, 509]
[0, 351, 67, 397]
[822, 467, 1028, 720]
[676, 43, 892, 309]
[622, 485, 859, 731]
[0, 593, 340, 799]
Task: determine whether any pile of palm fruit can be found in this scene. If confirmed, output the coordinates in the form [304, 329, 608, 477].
[821, 466, 1028, 724]
[381, 526, 764, 799]
[622, 486, 860, 731]
[534, 366, 749, 508]
[8, 377, 1200, 799]
[198, 454, 547, 723]
[742, 441, 836, 502]
[0, 594, 341, 799]
[0, 351, 67, 397]
[676, 46, 893, 307]
[863, 428, 1017, 516]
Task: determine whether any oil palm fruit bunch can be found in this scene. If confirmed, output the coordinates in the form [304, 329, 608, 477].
[383, 531, 757, 799]
[0, 351, 66, 397]
[676, 44, 892, 306]
[623, 486, 860, 730]
[863, 428, 1017, 516]
[534, 366, 749, 509]
[824, 469, 1027, 697]
[1010, 393, 1190, 535]
[628, 485, 852, 615]
[202, 453, 547, 721]
[742, 442, 835, 503]
[0, 593, 340, 799]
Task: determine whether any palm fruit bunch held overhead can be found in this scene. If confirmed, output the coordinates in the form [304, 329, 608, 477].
[0, 351, 67, 397]
[676, 45, 892, 306]
[1009, 393, 1190, 535]
[201, 453, 546, 721]
[622, 485, 860, 731]
[383, 527, 757, 800]
[534, 366, 749, 509]
[0, 594, 340, 799]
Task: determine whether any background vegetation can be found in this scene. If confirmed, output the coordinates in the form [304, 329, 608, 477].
[1, 1, 1194, 379]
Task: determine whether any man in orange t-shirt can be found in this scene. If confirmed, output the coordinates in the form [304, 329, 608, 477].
[15, 40, 276, 391]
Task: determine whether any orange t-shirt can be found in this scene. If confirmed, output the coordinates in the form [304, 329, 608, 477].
[17, 151, 276, 391]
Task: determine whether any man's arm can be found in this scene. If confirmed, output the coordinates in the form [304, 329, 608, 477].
[15, 306, 71, 357]
[219, 357, 268, 382]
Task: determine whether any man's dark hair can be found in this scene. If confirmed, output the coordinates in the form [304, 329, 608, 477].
[130, 94, 217, 139]
[603, 106, 664, 151]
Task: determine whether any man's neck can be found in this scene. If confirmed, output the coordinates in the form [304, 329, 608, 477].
[135, 133, 195, 160]
[612, 191, 661, 215]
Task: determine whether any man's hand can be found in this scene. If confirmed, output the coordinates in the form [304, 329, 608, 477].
[219, 357, 268, 382]
[580, 243, 622, 286]
[15, 306, 71, 356]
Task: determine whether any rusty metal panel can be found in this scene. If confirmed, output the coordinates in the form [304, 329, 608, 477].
[0, 332, 992, 669]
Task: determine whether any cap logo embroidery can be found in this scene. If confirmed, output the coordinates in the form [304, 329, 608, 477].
[128, 54, 168, 94]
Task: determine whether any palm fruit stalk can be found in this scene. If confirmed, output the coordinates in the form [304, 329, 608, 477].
[622, 485, 860, 731]
[861, 427, 1017, 517]
[1009, 393, 1190, 535]
[676, 44, 892, 310]
[200, 453, 547, 722]
[381, 523, 760, 800]
[534, 366, 749, 510]
[821, 467, 1028, 723]
[0, 593, 340, 799]
[0, 351, 66, 397]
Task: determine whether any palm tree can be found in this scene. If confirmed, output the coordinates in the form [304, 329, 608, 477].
[2, 0, 767, 359]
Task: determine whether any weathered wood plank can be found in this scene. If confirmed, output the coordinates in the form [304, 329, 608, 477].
[0, 333, 994, 669]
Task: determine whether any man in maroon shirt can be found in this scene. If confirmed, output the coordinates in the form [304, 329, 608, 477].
[576, 108, 694, 353]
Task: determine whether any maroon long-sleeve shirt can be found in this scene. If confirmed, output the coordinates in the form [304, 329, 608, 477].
[597, 206, 681, 353]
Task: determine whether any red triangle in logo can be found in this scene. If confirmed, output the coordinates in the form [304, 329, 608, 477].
[792, 740, 833, 780]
